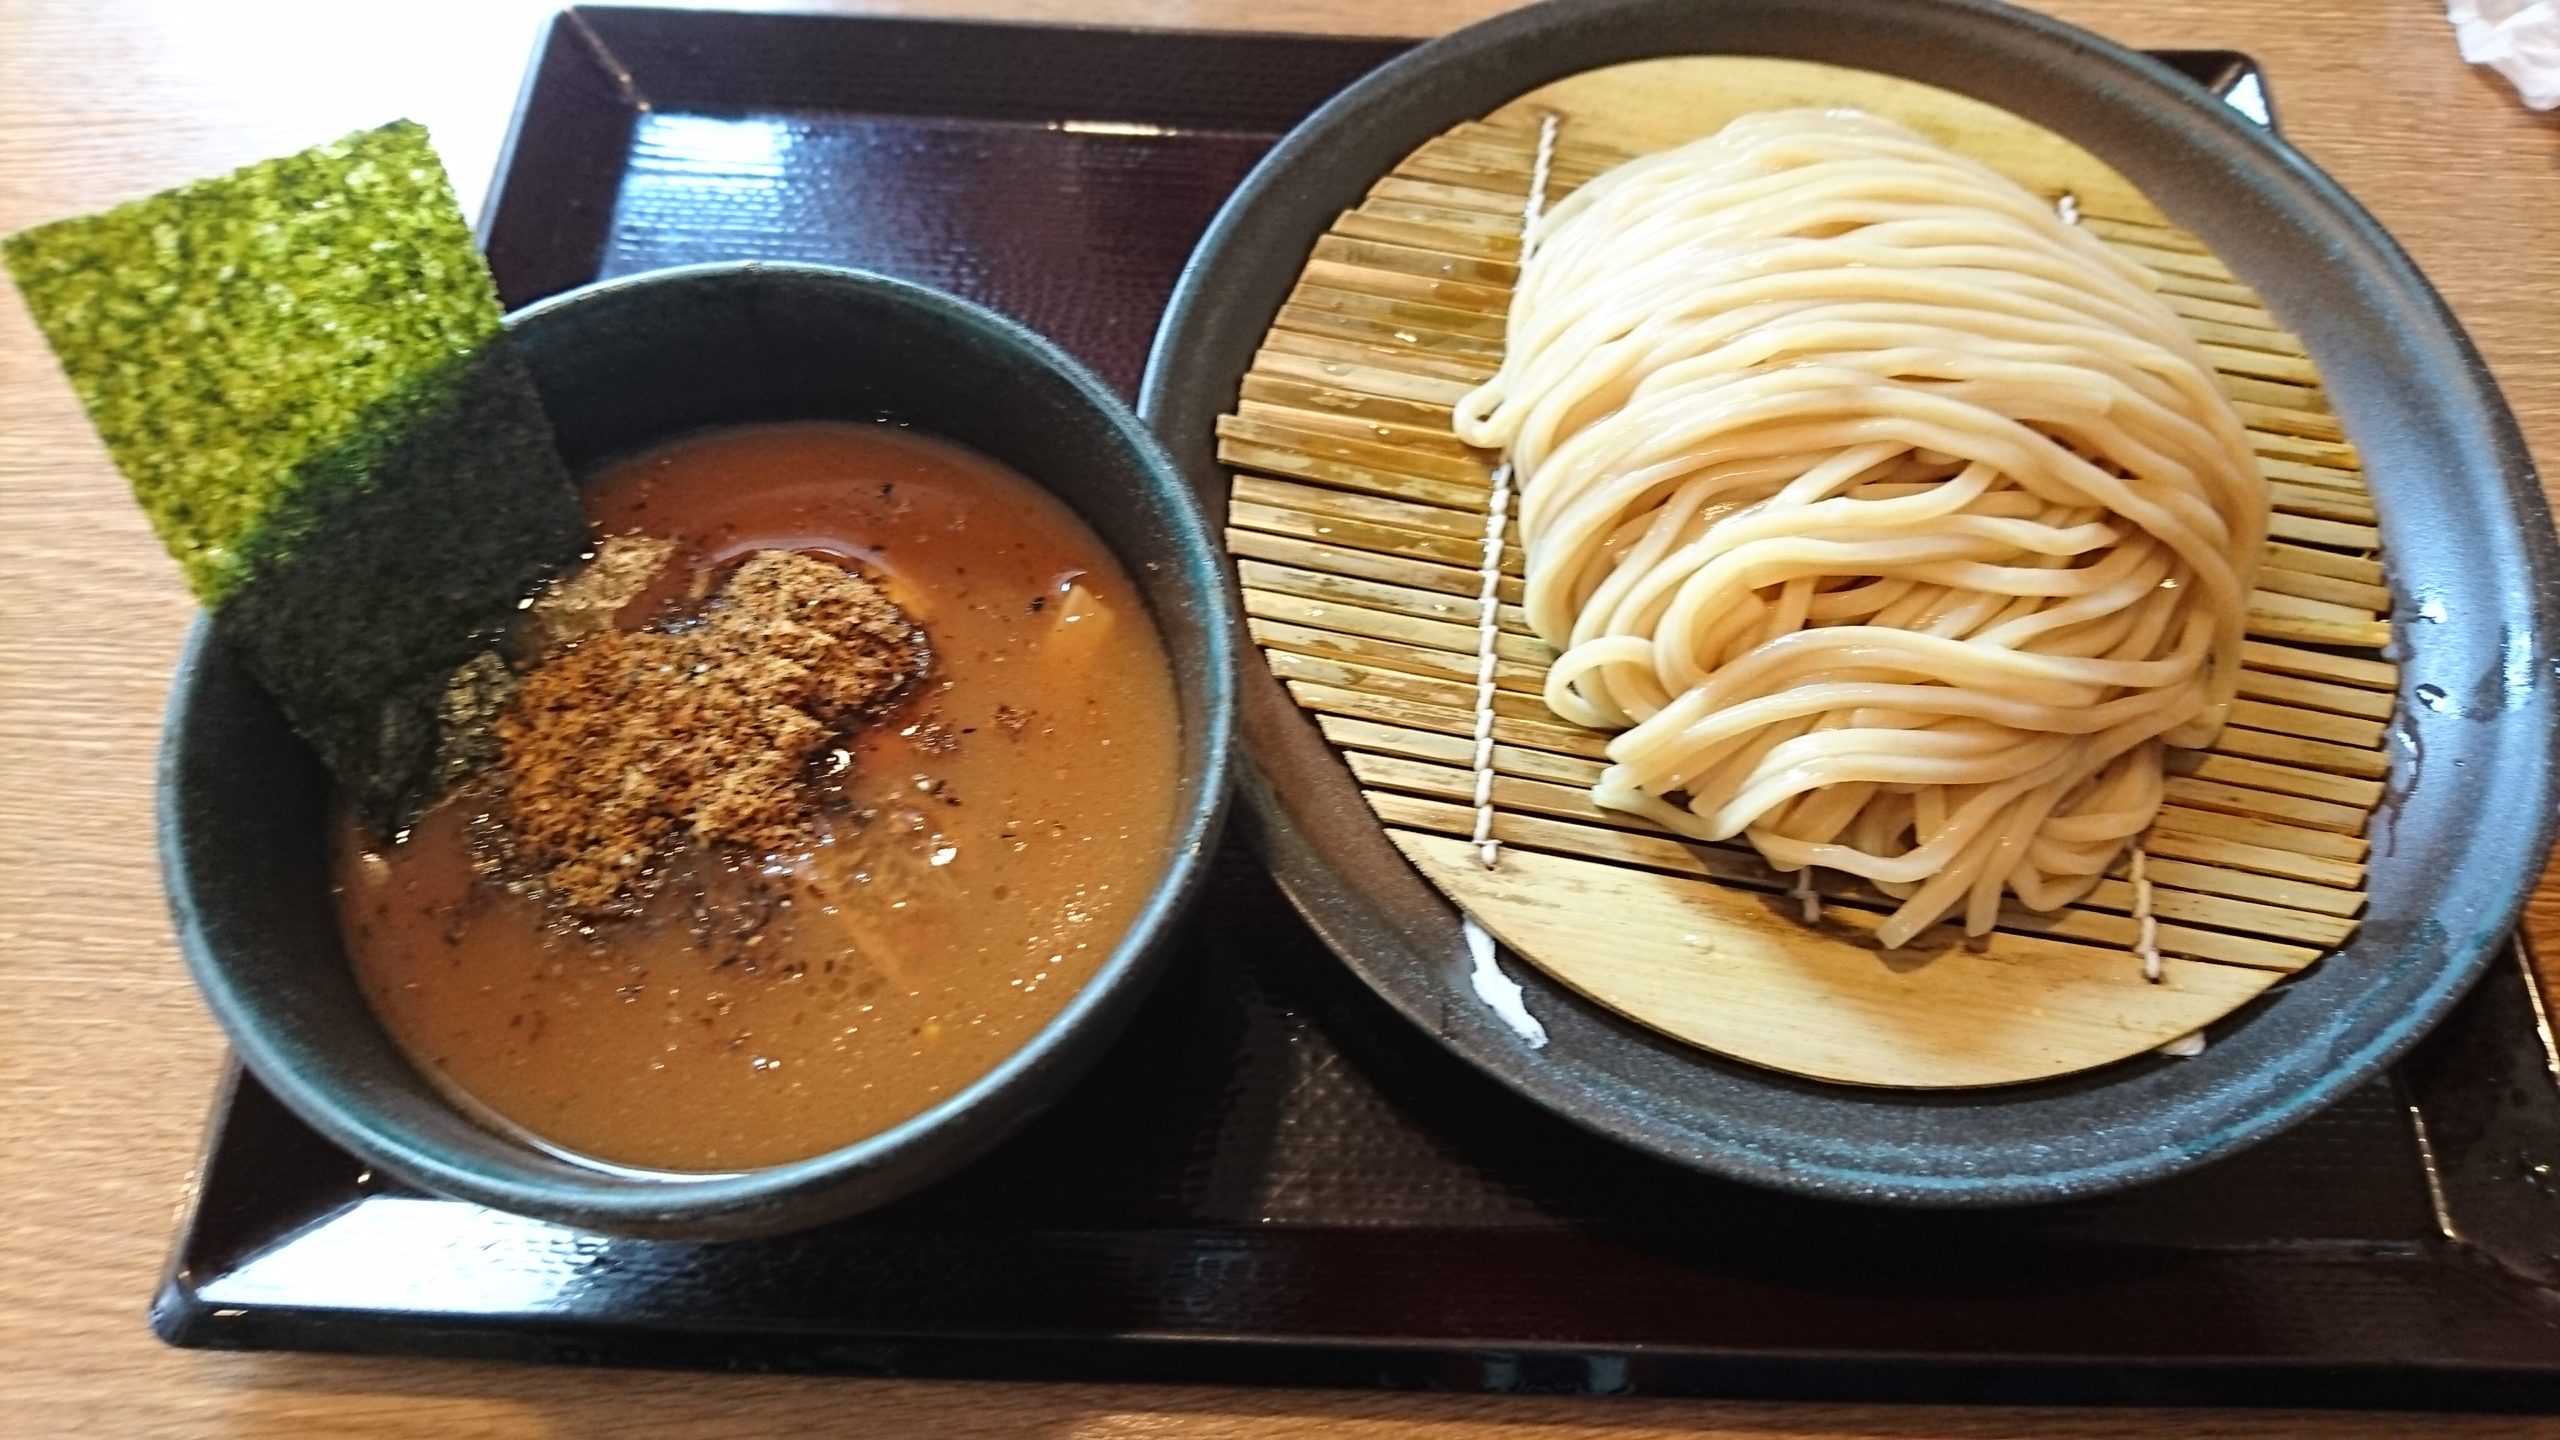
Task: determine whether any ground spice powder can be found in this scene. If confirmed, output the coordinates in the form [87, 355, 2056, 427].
[492, 548, 928, 913]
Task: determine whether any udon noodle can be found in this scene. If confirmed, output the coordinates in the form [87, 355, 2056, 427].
[1453, 109, 2267, 950]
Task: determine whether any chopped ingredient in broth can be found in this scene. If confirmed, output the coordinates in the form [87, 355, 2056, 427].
[334, 421, 1184, 1171]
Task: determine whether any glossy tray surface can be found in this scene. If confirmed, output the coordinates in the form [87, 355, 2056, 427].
[156, 7, 2560, 1409]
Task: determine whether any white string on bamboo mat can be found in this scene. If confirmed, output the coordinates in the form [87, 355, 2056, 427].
[1467, 462, 1515, 872]
[1461, 111, 1563, 1051]
[1467, 110, 1560, 874]
[2131, 844, 2162, 983]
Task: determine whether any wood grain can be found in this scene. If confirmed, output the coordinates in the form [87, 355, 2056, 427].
[5, 1, 2560, 1434]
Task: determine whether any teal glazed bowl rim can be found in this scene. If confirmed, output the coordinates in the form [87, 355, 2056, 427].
[159, 261, 1238, 1238]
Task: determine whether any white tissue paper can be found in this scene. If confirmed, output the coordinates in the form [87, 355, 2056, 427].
[2450, 0, 2560, 109]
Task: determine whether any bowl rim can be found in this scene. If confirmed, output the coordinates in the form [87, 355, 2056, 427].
[162, 259, 1238, 1230]
[1138, 0, 2560, 1204]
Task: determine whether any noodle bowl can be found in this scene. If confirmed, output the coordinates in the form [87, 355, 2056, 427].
[1454, 109, 2268, 949]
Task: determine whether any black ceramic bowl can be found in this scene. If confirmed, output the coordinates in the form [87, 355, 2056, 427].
[1141, 0, 2560, 1203]
[162, 262, 1236, 1239]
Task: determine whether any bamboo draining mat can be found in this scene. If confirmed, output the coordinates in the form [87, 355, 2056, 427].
[1220, 58, 2393, 1088]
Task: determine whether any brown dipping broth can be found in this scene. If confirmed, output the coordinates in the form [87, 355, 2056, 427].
[334, 421, 1184, 1172]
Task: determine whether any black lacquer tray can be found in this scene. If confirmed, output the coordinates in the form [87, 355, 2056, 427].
[154, 7, 2560, 1409]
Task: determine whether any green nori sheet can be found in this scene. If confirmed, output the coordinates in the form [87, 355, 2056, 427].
[3, 121, 588, 829]
[218, 340, 587, 828]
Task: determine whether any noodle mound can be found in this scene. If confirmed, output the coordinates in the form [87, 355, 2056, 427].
[1453, 109, 2267, 949]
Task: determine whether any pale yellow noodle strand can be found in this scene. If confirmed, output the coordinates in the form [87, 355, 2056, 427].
[1455, 109, 2266, 950]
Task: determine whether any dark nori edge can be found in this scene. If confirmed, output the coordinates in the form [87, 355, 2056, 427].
[212, 338, 587, 832]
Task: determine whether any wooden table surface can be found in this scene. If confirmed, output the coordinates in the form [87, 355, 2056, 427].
[5, 0, 2559, 1434]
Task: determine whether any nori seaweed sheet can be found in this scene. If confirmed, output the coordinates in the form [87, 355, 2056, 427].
[3, 121, 588, 828]
[217, 340, 586, 827]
